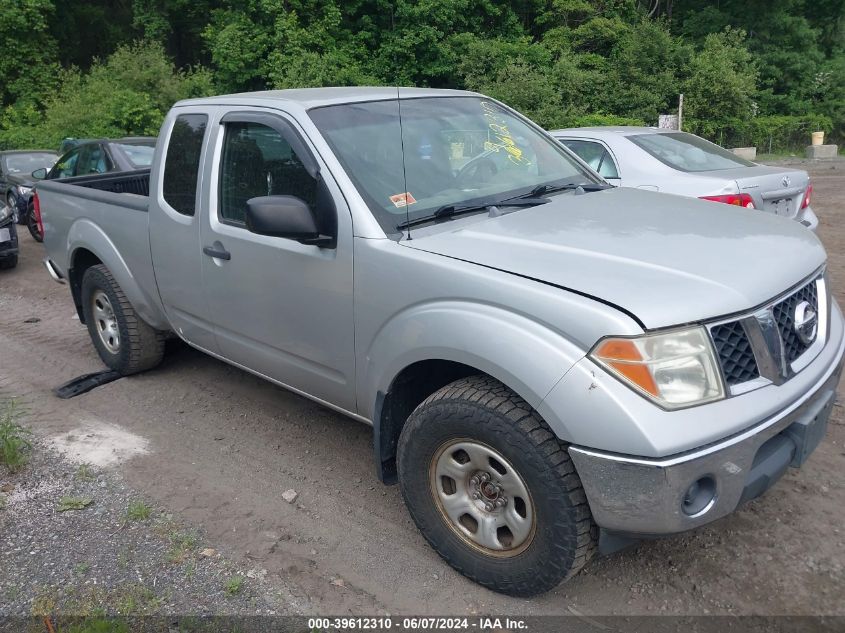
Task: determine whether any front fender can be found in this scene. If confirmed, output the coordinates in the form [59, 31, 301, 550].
[67, 219, 169, 330]
[361, 300, 587, 440]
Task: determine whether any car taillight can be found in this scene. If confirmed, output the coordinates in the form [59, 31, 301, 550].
[33, 191, 44, 238]
[802, 183, 813, 209]
[699, 193, 756, 209]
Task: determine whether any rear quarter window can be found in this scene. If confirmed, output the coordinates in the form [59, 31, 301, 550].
[628, 132, 754, 172]
[163, 114, 208, 215]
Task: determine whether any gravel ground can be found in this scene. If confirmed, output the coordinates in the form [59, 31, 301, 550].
[0, 159, 843, 619]
[0, 430, 299, 619]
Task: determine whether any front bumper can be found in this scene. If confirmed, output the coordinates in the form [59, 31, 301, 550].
[568, 332, 845, 536]
[0, 217, 19, 257]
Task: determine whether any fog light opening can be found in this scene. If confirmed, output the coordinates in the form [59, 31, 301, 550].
[682, 476, 717, 517]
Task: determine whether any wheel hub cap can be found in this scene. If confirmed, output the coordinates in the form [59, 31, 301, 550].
[430, 439, 536, 557]
[91, 290, 120, 353]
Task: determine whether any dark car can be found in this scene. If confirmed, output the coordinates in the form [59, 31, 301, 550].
[24, 137, 156, 241]
[0, 203, 19, 269]
[34, 137, 156, 181]
[0, 150, 58, 223]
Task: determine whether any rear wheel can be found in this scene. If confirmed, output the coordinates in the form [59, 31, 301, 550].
[26, 200, 42, 242]
[397, 375, 597, 597]
[81, 264, 165, 375]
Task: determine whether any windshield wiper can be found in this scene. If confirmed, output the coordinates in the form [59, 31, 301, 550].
[523, 182, 612, 198]
[396, 198, 548, 231]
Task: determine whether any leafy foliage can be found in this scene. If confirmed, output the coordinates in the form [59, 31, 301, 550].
[0, 400, 32, 473]
[0, 0, 842, 152]
[0, 42, 213, 150]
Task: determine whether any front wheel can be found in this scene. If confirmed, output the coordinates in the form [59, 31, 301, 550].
[7, 192, 20, 224]
[397, 375, 597, 597]
[81, 264, 165, 375]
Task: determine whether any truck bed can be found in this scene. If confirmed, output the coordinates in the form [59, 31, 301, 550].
[36, 168, 166, 330]
[55, 168, 150, 197]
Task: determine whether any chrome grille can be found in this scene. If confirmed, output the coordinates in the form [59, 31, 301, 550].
[773, 281, 818, 364]
[711, 321, 759, 386]
[708, 275, 825, 394]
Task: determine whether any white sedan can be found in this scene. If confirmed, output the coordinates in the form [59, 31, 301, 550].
[552, 127, 817, 230]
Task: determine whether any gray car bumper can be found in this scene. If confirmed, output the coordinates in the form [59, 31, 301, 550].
[568, 333, 845, 537]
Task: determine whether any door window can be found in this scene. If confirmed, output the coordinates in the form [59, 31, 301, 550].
[52, 149, 81, 179]
[163, 114, 208, 216]
[560, 139, 619, 179]
[218, 121, 318, 225]
[77, 144, 112, 175]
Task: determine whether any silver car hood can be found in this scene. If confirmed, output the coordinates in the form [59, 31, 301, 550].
[404, 187, 826, 329]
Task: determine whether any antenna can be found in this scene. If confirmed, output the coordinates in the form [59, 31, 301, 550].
[397, 86, 412, 240]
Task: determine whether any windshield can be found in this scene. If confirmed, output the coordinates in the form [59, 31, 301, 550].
[627, 132, 755, 172]
[309, 97, 597, 234]
[113, 143, 155, 168]
[5, 153, 58, 174]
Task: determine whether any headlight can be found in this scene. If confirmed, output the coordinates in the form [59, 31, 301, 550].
[18, 186, 32, 195]
[0, 205, 11, 222]
[590, 326, 725, 409]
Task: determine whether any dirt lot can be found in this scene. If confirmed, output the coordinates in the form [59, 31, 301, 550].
[1, 160, 844, 617]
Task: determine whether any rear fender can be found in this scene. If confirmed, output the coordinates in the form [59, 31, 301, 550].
[67, 219, 168, 329]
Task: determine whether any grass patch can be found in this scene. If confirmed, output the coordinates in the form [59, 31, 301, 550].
[75, 463, 95, 481]
[0, 400, 32, 473]
[116, 584, 160, 615]
[224, 575, 244, 596]
[183, 560, 196, 580]
[31, 587, 58, 616]
[0, 494, 6, 510]
[66, 620, 129, 633]
[56, 496, 94, 512]
[126, 500, 152, 521]
[167, 529, 198, 564]
[74, 562, 91, 575]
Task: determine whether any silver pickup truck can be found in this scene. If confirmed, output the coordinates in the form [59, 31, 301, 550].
[37, 88, 845, 597]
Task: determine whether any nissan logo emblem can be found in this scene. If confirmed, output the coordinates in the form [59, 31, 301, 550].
[794, 301, 818, 346]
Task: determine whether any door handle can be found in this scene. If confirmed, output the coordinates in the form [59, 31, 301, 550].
[203, 245, 231, 261]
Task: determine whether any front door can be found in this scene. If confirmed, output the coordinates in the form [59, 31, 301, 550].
[200, 110, 356, 411]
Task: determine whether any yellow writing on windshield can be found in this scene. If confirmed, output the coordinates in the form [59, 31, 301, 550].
[480, 101, 532, 167]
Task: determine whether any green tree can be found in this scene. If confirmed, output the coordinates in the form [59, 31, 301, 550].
[0, 42, 213, 149]
[682, 29, 757, 137]
[0, 0, 59, 106]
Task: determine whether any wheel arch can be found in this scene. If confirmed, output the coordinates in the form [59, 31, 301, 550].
[363, 301, 591, 483]
[65, 219, 169, 330]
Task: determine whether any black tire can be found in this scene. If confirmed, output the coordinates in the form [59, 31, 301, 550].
[0, 254, 18, 269]
[26, 202, 42, 242]
[7, 191, 21, 224]
[81, 264, 165, 375]
[397, 375, 597, 597]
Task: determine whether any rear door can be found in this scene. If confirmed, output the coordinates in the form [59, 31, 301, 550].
[149, 108, 218, 352]
[199, 109, 356, 411]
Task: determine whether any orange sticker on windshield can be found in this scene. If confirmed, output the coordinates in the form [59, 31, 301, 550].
[390, 192, 417, 208]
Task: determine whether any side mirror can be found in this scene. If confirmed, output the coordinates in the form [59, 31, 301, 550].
[31, 168, 47, 180]
[245, 196, 335, 247]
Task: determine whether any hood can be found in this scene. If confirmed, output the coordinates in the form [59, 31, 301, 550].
[403, 187, 826, 329]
